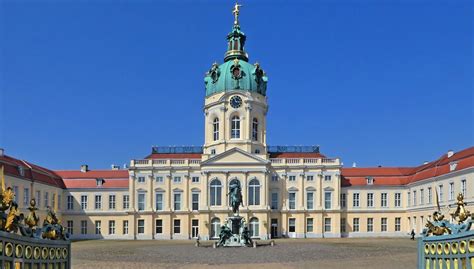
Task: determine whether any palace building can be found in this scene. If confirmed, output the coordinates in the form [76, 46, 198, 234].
[0, 6, 472, 241]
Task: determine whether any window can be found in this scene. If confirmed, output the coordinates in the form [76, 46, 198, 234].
[138, 193, 146, 211]
[95, 221, 101, 234]
[67, 195, 74, 210]
[12, 186, 18, 203]
[395, 193, 401, 207]
[138, 176, 145, 183]
[96, 178, 104, 187]
[192, 192, 199, 211]
[381, 193, 387, 207]
[137, 220, 145, 234]
[289, 218, 296, 233]
[271, 174, 279, 182]
[211, 218, 220, 238]
[173, 176, 181, 183]
[353, 218, 360, 232]
[123, 195, 130, 209]
[67, 220, 73, 235]
[324, 218, 331, 232]
[306, 218, 314, 233]
[289, 175, 296, 181]
[109, 195, 116, 210]
[252, 118, 258, 141]
[81, 220, 87, 234]
[353, 193, 360, 207]
[449, 182, 454, 201]
[306, 191, 314, 209]
[367, 177, 374, 185]
[155, 192, 164, 211]
[213, 118, 219, 141]
[381, 218, 387, 232]
[156, 176, 164, 183]
[52, 193, 56, 209]
[173, 219, 181, 234]
[420, 189, 424, 205]
[248, 179, 260, 206]
[123, 220, 129, 234]
[192, 176, 199, 183]
[210, 179, 222, 206]
[271, 192, 278, 210]
[109, 220, 115, 235]
[249, 218, 259, 237]
[324, 191, 332, 209]
[211, 149, 216, 155]
[367, 193, 374, 207]
[341, 193, 346, 208]
[438, 185, 444, 201]
[324, 175, 332, 181]
[192, 219, 199, 238]
[23, 188, 30, 207]
[35, 191, 41, 207]
[413, 191, 417, 206]
[461, 179, 467, 197]
[155, 219, 163, 234]
[81, 195, 87, 210]
[340, 218, 346, 233]
[231, 116, 240, 138]
[44, 192, 49, 208]
[306, 175, 314, 181]
[367, 218, 373, 232]
[289, 192, 296, 210]
[407, 191, 411, 206]
[428, 187, 432, 204]
[395, 217, 401, 232]
[95, 195, 102, 210]
[174, 193, 182, 211]
[255, 149, 260, 154]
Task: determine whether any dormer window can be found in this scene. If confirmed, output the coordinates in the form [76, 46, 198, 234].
[211, 149, 216, 155]
[366, 176, 374, 185]
[449, 162, 458, 172]
[17, 166, 25, 177]
[96, 178, 105, 187]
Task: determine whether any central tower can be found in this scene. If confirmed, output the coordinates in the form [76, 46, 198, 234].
[202, 3, 269, 159]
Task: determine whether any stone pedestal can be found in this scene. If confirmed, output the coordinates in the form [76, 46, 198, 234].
[221, 215, 247, 247]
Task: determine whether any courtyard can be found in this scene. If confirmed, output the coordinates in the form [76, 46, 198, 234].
[71, 237, 417, 269]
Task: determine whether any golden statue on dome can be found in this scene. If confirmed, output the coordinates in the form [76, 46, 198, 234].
[233, 2, 242, 25]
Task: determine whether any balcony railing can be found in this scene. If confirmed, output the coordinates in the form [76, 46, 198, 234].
[270, 157, 340, 166]
[132, 159, 201, 167]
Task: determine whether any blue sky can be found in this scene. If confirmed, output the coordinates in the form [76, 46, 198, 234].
[0, 0, 472, 170]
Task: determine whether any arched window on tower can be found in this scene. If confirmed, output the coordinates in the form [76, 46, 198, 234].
[248, 178, 260, 206]
[231, 116, 240, 139]
[213, 118, 219, 141]
[210, 179, 222, 206]
[252, 118, 258, 141]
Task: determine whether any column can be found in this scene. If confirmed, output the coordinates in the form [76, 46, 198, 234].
[184, 174, 190, 211]
[243, 172, 248, 209]
[299, 172, 305, 209]
[202, 172, 209, 210]
[148, 174, 154, 211]
[129, 172, 136, 211]
[263, 170, 269, 209]
[167, 173, 172, 211]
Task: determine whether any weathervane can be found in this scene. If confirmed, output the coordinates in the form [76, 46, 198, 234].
[233, 2, 242, 25]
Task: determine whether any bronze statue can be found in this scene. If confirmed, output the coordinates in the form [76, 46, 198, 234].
[227, 180, 243, 214]
[217, 225, 232, 247]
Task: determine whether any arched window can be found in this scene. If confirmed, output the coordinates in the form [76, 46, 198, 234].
[211, 218, 221, 239]
[249, 217, 259, 238]
[213, 118, 219, 141]
[210, 179, 222, 206]
[252, 118, 258, 141]
[231, 116, 240, 139]
[248, 178, 260, 205]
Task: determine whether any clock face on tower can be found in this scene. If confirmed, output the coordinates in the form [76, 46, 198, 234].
[230, 96, 243, 108]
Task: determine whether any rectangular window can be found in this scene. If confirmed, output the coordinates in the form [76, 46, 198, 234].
[174, 193, 181, 211]
[155, 219, 163, 234]
[271, 192, 278, 210]
[381, 193, 387, 207]
[324, 218, 331, 232]
[192, 219, 199, 238]
[192, 176, 200, 183]
[340, 193, 346, 208]
[288, 175, 296, 181]
[52, 193, 56, 209]
[44, 192, 49, 208]
[307, 192, 314, 210]
[173, 176, 181, 183]
[271, 175, 279, 182]
[367, 193, 374, 207]
[438, 185, 444, 201]
[324, 192, 332, 209]
[413, 190, 417, 206]
[109, 195, 116, 210]
[428, 187, 432, 204]
[138, 176, 145, 183]
[12, 186, 18, 203]
[23, 188, 30, 207]
[138, 193, 145, 211]
[289, 192, 296, 210]
[340, 218, 346, 233]
[407, 191, 411, 206]
[353, 218, 360, 232]
[137, 219, 145, 234]
[461, 179, 467, 197]
[381, 218, 387, 232]
[306, 175, 314, 181]
[81, 195, 88, 210]
[395, 193, 401, 207]
[109, 220, 115, 235]
[173, 219, 181, 234]
[367, 218, 373, 232]
[123, 220, 129, 235]
[420, 189, 424, 205]
[288, 218, 296, 233]
[123, 195, 130, 209]
[67, 195, 74, 210]
[35, 191, 41, 207]
[155, 193, 163, 211]
[81, 220, 87, 234]
[353, 193, 360, 207]
[395, 217, 401, 232]
[449, 182, 454, 201]
[306, 218, 313, 233]
[156, 176, 164, 183]
[67, 220, 73, 235]
[95, 221, 101, 235]
[95, 195, 102, 210]
[324, 175, 332, 181]
[57, 194, 61, 209]
[192, 192, 199, 211]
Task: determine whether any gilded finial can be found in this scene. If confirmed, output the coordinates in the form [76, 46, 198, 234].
[232, 2, 242, 25]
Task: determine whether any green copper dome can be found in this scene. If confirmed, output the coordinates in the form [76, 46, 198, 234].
[204, 21, 268, 97]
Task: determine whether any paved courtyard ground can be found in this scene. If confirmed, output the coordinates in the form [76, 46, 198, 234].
[72, 237, 417, 269]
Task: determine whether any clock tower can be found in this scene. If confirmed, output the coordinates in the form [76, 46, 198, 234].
[202, 4, 268, 160]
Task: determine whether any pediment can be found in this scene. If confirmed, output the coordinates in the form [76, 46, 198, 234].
[201, 148, 269, 166]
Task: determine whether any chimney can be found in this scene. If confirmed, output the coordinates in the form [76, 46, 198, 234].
[80, 164, 89, 173]
[111, 164, 120, 170]
[0, 148, 4, 157]
[123, 163, 129, 169]
[447, 150, 454, 158]
[352, 162, 357, 168]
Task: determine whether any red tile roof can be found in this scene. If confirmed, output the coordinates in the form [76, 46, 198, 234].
[55, 170, 129, 179]
[145, 153, 202, 159]
[342, 147, 474, 187]
[55, 170, 129, 189]
[269, 152, 326, 158]
[62, 178, 129, 189]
